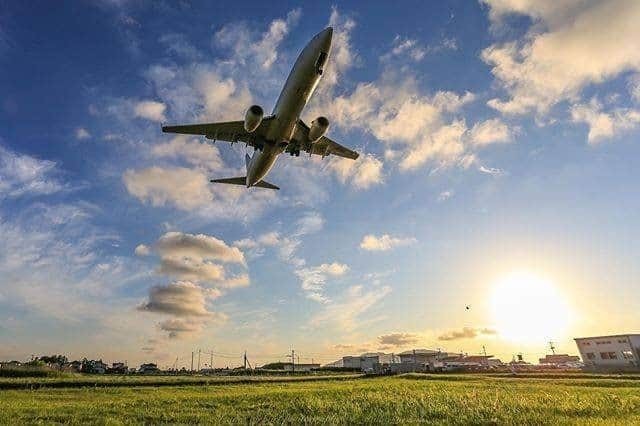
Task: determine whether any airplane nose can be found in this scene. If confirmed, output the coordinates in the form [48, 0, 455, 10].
[318, 27, 332, 52]
[322, 27, 333, 43]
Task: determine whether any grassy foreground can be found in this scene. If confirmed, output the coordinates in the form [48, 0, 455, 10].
[1, 374, 640, 424]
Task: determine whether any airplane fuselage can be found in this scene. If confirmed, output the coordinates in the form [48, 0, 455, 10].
[246, 27, 332, 187]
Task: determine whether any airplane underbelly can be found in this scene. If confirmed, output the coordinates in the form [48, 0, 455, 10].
[249, 151, 278, 184]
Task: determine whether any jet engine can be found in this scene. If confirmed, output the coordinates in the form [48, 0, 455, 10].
[308, 116, 329, 142]
[244, 105, 264, 133]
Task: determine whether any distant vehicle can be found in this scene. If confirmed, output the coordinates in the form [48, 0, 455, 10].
[162, 27, 359, 190]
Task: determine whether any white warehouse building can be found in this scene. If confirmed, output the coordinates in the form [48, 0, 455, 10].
[574, 334, 640, 371]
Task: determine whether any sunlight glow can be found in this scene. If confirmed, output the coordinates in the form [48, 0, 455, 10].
[490, 272, 572, 344]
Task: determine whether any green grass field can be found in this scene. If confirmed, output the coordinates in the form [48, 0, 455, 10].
[1, 373, 640, 424]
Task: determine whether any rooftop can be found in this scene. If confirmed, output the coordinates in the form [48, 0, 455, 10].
[574, 334, 640, 340]
[397, 349, 441, 356]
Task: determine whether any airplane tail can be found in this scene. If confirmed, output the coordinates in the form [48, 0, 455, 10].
[210, 176, 279, 190]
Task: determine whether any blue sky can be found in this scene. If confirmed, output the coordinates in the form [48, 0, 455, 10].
[1, 0, 640, 367]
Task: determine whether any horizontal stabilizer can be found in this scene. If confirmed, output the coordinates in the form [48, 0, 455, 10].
[253, 180, 279, 190]
[210, 177, 279, 190]
[210, 177, 246, 186]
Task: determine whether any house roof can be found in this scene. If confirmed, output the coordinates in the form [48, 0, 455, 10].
[397, 349, 440, 356]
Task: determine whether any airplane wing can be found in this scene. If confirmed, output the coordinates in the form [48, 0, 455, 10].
[294, 120, 359, 160]
[162, 117, 274, 148]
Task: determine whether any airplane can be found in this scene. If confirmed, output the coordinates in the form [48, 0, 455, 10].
[161, 27, 359, 190]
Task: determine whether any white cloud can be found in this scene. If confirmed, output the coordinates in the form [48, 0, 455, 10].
[481, 0, 640, 116]
[570, 98, 640, 143]
[0, 144, 64, 198]
[438, 326, 497, 341]
[137, 231, 249, 337]
[382, 37, 427, 62]
[437, 190, 453, 202]
[296, 262, 349, 303]
[75, 127, 91, 140]
[478, 165, 505, 175]
[138, 281, 211, 317]
[360, 234, 417, 251]
[326, 154, 383, 189]
[294, 211, 324, 237]
[123, 162, 279, 223]
[134, 244, 150, 256]
[380, 36, 458, 63]
[258, 231, 280, 246]
[152, 136, 224, 169]
[158, 256, 226, 282]
[469, 118, 513, 146]
[629, 74, 640, 103]
[233, 238, 258, 249]
[155, 231, 245, 264]
[137, 281, 228, 339]
[323, 7, 357, 89]
[134, 100, 167, 122]
[316, 72, 476, 172]
[0, 201, 148, 336]
[158, 316, 227, 339]
[123, 166, 212, 209]
[213, 8, 301, 70]
[145, 64, 253, 123]
[316, 262, 349, 275]
[310, 284, 391, 332]
[378, 332, 420, 348]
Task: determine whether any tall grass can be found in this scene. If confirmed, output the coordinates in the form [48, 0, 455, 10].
[1, 374, 640, 424]
[0, 366, 68, 378]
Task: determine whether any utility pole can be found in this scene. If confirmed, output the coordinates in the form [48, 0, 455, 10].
[244, 351, 247, 369]
[291, 349, 295, 373]
[191, 351, 194, 372]
[197, 349, 201, 371]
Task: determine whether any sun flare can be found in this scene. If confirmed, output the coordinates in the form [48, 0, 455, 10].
[490, 272, 572, 344]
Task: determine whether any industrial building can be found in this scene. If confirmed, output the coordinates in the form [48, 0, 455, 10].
[397, 349, 442, 364]
[538, 354, 581, 368]
[574, 334, 640, 371]
[342, 353, 395, 371]
[282, 362, 319, 372]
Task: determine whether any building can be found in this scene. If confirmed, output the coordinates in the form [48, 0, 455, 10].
[0, 361, 22, 370]
[138, 363, 160, 374]
[538, 354, 581, 368]
[341, 353, 395, 372]
[390, 349, 447, 373]
[440, 355, 496, 370]
[81, 359, 108, 374]
[397, 349, 446, 365]
[575, 334, 640, 371]
[109, 362, 128, 374]
[282, 363, 320, 372]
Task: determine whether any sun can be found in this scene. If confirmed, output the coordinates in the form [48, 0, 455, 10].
[490, 272, 572, 344]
